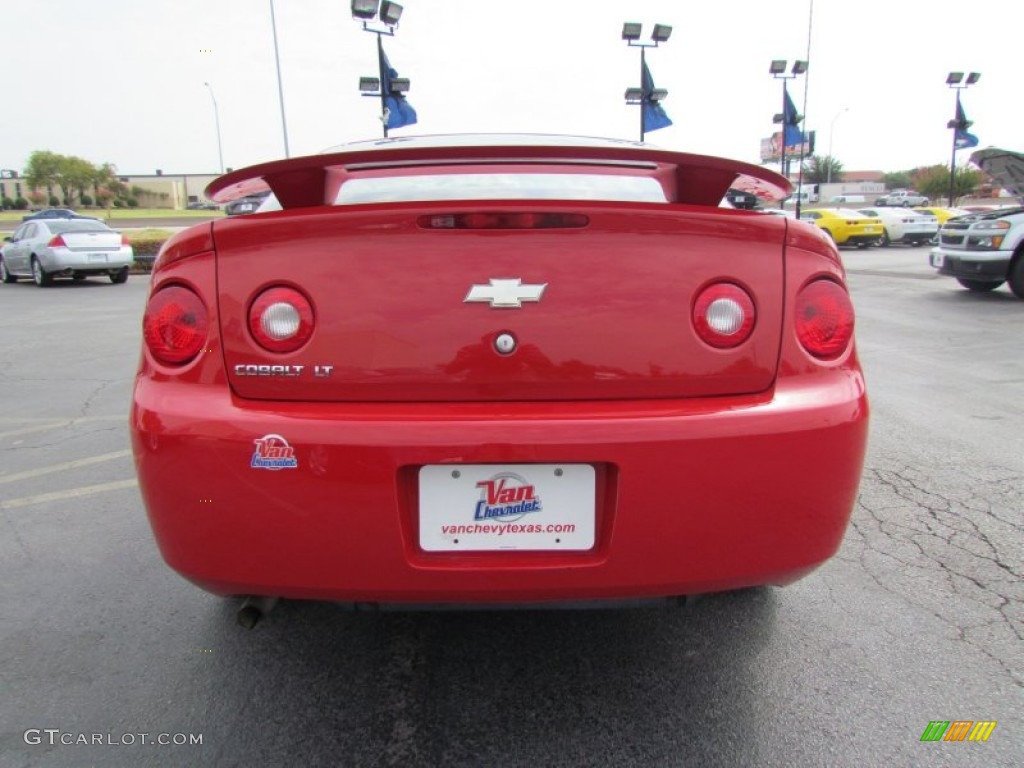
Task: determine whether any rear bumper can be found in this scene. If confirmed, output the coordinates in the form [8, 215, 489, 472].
[900, 228, 938, 241]
[131, 371, 868, 604]
[42, 247, 133, 272]
[843, 234, 881, 246]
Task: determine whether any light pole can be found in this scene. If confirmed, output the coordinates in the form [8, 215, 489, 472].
[770, 60, 806, 210]
[203, 82, 225, 175]
[353, 1, 410, 138]
[622, 22, 672, 142]
[946, 71, 980, 207]
[826, 107, 848, 184]
[269, 0, 290, 157]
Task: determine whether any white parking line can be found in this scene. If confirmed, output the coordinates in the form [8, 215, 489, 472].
[0, 415, 126, 440]
[1, 479, 139, 510]
[0, 450, 133, 485]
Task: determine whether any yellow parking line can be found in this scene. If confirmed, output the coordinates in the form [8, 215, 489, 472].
[1, 479, 139, 509]
[0, 450, 133, 485]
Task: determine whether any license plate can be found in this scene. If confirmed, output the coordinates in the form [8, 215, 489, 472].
[864, 227, 878, 233]
[931, 253, 944, 268]
[419, 464, 595, 552]
[88, 253, 107, 263]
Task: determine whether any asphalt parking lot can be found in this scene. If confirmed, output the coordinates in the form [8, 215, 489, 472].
[1, 250, 1021, 767]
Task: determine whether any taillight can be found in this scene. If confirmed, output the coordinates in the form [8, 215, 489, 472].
[692, 283, 756, 348]
[795, 280, 854, 360]
[143, 285, 209, 365]
[248, 286, 315, 353]
[121, 234, 131, 246]
[47, 235, 67, 248]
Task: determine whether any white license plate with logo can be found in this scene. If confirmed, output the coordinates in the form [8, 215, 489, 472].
[419, 464, 595, 552]
[88, 253, 107, 262]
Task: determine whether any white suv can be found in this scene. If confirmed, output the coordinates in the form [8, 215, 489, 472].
[878, 189, 930, 207]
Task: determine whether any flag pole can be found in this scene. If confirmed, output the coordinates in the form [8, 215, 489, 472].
[948, 89, 961, 206]
[377, 33, 389, 138]
[639, 46, 646, 142]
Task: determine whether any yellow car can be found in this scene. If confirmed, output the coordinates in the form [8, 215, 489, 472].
[798, 208, 884, 247]
[913, 206, 972, 225]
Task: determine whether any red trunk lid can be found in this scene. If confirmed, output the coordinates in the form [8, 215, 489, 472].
[214, 202, 786, 402]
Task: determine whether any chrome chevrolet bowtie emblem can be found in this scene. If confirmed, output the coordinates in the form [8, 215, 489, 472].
[464, 279, 547, 308]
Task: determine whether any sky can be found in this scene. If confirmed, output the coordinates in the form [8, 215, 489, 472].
[2, 0, 1020, 178]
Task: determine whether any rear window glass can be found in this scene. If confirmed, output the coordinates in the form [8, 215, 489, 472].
[47, 220, 110, 233]
[333, 173, 668, 205]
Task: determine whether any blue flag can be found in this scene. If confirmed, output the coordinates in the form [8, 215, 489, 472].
[379, 48, 417, 130]
[782, 88, 804, 148]
[641, 59, 672, 134]
[954, 100, 978, 149]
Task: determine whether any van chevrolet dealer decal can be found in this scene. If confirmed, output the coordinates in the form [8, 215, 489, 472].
[474, 472, 542, 521]
[250, 434, 298, 470]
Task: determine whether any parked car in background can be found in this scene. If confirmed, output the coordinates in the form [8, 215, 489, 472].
[725, 188, 758, 209]
[798, 208, 883, 247]
[929, 147, 1024, 297]
[913, 206, 973, 226]
[186, 201, 220, 210]
[22, 208, 99, 222]
[130, 134, 868, 614]
[875, 189, 929, 207]
[1, 219, 133, 286]
[224, 191, 271, 216]
[857, 207, 938, 246]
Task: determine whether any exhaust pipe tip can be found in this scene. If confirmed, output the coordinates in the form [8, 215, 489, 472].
[236, 596, 279, 629]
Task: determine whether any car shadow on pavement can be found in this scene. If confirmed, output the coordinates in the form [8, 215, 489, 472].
[192, 590, 778, 766]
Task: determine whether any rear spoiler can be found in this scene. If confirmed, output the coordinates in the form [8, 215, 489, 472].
[206, 141, 792, 209]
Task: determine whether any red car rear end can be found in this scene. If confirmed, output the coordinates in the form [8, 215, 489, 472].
[131, 136, 867, 606]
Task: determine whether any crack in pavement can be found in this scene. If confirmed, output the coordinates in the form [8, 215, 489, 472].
[79, 378, 131, 419]
[841, 464, 1023, 686]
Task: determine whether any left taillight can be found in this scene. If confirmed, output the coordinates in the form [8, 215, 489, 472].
[47, 235, 67, 248]
[143, 285, 209, 365]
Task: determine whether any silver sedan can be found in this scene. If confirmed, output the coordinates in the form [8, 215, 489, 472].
[1, 219, 134, 286]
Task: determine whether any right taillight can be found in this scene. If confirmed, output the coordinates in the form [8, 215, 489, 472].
[795, 280, 854, 360]
[143, 285, 209, 365]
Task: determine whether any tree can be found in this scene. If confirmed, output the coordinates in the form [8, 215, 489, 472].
[62, 156, 98, 205]
[24, 151, 101, 206]
[912, 165, 983, 203]
[93, 163, 126, 211]
[801, 155, 844, 184]
[881, 171, 913, 190]
[24, 150, 63, 196]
